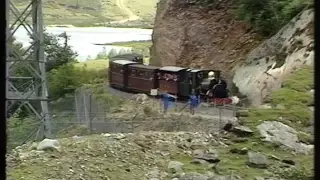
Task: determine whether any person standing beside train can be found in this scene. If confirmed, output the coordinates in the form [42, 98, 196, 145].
[189, 89, 200, 115]
[159, 90, 177, 114]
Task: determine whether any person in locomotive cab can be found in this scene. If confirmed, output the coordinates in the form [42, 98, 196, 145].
[205, 71, 217, 102]
[212, 79, 228, 99]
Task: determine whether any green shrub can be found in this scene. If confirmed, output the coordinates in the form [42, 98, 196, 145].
[7, 116, 40, 151]
[47, 64, 107, 100]
[235, 0, 311, 36]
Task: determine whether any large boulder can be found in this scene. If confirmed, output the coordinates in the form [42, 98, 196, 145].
[168, 161, 184, 174]
[257, 121, 313, 154]
[36, 139, 61, 151]
[247, 151, 269, 169]
[232, 126, 253, 136]
[132, 93, 149, 103]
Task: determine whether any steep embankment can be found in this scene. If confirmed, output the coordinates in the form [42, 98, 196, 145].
[150, 0, 262, 80]
[233, 9, 314, 105]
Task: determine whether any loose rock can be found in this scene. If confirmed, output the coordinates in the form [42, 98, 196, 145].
[233, 126, 253, 136]
[282, 159, 295, 165]
[36, 139, 60, 151]
[168, 161, 184, 174]
[257, 121, 313, 154]
[194, 150, 220, 163]
[179, 172, 209, 180]
[229, 148, 248, 155]
[247, 151, 269, 169]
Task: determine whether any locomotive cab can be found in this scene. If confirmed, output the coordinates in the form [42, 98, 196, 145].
[189, 70, 221, 95]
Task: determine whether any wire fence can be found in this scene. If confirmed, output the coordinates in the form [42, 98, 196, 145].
[8, 87, 248, 150]
[47, 88, 247, 137]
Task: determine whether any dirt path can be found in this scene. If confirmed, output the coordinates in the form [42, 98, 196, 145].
[110, 0, 140, 24]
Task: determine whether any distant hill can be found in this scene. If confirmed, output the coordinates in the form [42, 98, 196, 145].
[10, 0, 158, 28]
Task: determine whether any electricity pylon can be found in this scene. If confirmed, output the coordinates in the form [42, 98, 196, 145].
[6, 0, 51, 139]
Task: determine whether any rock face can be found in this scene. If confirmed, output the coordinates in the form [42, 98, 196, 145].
[257, 121, 313, 154]
[233, 9, 314, 106]
[150, 0, 261, 81]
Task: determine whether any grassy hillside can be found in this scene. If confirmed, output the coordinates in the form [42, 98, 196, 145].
[246, 66, 314, 132]
[74, 59, 109, 69]
[11, 0, 158, 28]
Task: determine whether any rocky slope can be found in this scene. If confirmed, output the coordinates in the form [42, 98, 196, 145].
[7, 94, 314, 180]
[150, 0, 262, 80]
[7, 129, 313, 180]
[233, 9, 314, 106]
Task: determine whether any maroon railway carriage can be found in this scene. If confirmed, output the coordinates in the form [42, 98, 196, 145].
[157, 66, 188, 96]
[127, 64, 159, 94]
[108, 60, 138, 89]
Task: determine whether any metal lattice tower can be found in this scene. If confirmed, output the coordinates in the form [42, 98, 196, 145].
[6, 0, 51, 139]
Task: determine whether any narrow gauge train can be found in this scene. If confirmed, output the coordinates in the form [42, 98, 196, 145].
[108, 53, 227, 100]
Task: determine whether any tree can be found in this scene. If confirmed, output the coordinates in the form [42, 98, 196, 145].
[43, 32, 78, 71]
[118, 48, 128, 55]
[47, 64, 82, 100]
[96, 47, 109, 59]
[107, 48, 118, 58]
[235, 0, 309, 36]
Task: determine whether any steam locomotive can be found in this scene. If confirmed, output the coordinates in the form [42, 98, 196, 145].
[108, 53, 229, 101]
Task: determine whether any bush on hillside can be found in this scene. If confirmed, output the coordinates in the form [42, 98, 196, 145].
[7, 115, 40, 151]
[235, 0, 311, 36]
[47, 64, 106, 100]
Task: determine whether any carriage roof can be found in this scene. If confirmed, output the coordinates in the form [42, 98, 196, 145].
[129, 64, 159, 70]
[110, 53, 143, 60]
[111, 60, 137, 65]
[159, 66, 186, 72]
[187, 69, 220, 73]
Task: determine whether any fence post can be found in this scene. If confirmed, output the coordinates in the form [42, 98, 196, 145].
[175, 93, 178, 112]
[83, 91, 90, 132]
[75, 91, 80, 123]
[89, 94, 92, 134]
[218, 106, 222, 136]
